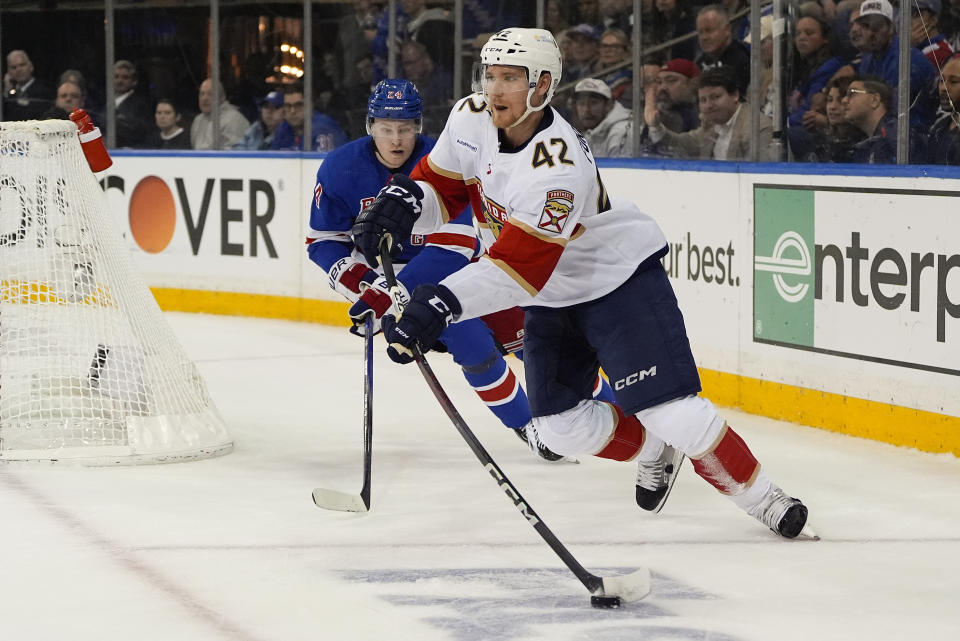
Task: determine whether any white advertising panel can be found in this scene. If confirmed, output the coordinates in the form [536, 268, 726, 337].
[601, 168, 744, 372]
[102, 154, 304, 296]
[94, 152, 960, 424]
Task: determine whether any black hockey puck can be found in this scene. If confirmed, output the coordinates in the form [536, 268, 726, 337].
[590, 595, 621, 609]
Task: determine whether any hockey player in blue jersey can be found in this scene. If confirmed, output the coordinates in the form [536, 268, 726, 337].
[306, 79, 577, 460]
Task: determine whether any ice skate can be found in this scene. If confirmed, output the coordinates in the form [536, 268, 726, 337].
[515, 424, 576, 463]
[751, 486, 817, 539]
[635, 444, 685, 512]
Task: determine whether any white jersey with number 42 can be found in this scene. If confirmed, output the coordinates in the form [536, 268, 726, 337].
[409, 94, 667, 321]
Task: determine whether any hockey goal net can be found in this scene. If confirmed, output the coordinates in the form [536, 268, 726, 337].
[0, 120, 232, 464]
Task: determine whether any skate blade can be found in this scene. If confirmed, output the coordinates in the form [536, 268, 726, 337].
[537, 455, 579, 464]
[796, 521, 820, 541]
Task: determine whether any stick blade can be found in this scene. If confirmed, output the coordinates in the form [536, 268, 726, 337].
[600, 567, 651, 602]
[312, 488, 369, 512]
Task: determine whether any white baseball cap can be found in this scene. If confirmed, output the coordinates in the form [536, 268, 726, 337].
[857, 0, 894, 21]
[573, 77, 612, 100]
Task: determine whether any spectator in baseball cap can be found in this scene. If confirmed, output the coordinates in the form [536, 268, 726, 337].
[573, 77, 633, 157]
[234, 90, 285, 150]
[909, 0, 955, 68]
[853, 0, 939, 131]
[654, 59, 702, 134]
[644, 65, 776, 160]
[564, 23, 603, 84]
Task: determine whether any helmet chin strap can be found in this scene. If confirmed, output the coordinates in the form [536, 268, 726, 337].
[486, 81, 549, 130]
[506, 88, 543, 129]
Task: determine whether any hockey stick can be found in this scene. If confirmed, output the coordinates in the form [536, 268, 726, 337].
[379, 243, 650, 603]
[312, 313, 374, 512]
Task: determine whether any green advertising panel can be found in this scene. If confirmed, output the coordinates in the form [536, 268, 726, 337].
[753, 187, 815, 347]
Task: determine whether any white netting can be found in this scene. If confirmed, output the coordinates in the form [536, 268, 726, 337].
[0, 120, 232, 464]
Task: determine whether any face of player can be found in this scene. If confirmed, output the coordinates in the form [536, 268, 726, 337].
[55, 82, 83, 112]
[484, 64, 541, 130]
[795, 17, 827, 58]
[825, 87, 846, 125]
[371, 119, 419, 169]
[155, 102, 179, 131]
[698, 84, 739, 126]
[574, 93, 611, 130]
[938, 58, 960, 112]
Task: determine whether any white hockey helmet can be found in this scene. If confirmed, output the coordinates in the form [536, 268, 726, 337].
[473, 28, 562, 126]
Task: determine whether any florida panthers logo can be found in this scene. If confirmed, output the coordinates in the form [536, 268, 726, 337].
[474, 181, 509, 238]
[538, 189, 574, 234]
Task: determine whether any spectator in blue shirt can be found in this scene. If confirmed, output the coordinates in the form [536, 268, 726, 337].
[850, 0, 938, 130]
[843, 75, 927, 162]
[271, 83, 348, 152]
[233, 90, 285, 151]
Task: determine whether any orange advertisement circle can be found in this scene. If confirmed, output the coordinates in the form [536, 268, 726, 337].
[129, 175, 176, 253]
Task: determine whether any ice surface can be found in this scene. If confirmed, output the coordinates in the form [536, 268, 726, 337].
[2, 312, 958, 641]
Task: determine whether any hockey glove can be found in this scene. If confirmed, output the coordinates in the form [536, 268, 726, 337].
[347, 277, 410, 336]
[328, 257, 377, 303]
[351, 174, 423, 267]
[381, 283, 460, 364]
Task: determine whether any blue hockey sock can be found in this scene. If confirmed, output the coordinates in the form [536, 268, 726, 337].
[462, 356, 532, 430]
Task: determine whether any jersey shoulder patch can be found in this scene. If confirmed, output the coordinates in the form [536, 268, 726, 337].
[537, 189, 574, 234]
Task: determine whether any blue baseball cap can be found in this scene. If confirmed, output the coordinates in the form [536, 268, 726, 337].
[257, 90, 284, 108]
[568, 23, 601, 41]
[915, 0, 941, 12]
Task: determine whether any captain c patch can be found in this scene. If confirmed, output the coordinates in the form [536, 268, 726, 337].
[538, 189, 574, 234]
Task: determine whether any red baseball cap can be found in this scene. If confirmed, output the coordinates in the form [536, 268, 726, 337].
[660, 59, 701, 79]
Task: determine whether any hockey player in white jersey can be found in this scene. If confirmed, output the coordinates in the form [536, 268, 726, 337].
[352, 28, 812, 537]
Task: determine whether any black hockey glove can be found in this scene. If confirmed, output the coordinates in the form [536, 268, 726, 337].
[381, 283, 460, 364]
[351, 173, 424, 267]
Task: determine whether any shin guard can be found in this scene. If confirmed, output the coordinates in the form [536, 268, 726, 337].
[690, 424, 760, 495]
[594, 403, 645, 461]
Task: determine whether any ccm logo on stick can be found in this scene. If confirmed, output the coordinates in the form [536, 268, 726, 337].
[613, 366, 657, 390]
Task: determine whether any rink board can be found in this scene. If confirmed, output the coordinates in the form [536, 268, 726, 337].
[100, 152, 960, 454]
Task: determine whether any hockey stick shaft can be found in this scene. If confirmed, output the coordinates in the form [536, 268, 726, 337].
[359, 313, 374, 507]
[312, 309, 374, 512]
[378, 243, 610, 597]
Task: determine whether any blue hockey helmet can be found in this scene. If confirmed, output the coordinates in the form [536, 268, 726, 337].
[366, 78, 423, 134]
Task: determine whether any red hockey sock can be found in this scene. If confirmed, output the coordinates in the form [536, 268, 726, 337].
[595, 403, 645, 461]
[690, 424, 760, 495]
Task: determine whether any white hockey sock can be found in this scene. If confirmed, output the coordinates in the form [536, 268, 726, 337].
[727, 470, 774, 514]
[635, 430, 665, 462]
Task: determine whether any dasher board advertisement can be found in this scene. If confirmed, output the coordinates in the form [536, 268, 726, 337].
[753, 184, 960, 376]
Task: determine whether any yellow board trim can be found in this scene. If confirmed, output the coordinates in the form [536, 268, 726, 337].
[698, 368, 960, 456]
[151, 287, 352, 327]
[150, 287, 960, 456]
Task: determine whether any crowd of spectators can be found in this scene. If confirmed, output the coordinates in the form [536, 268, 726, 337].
[4, 0, 960, 164]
